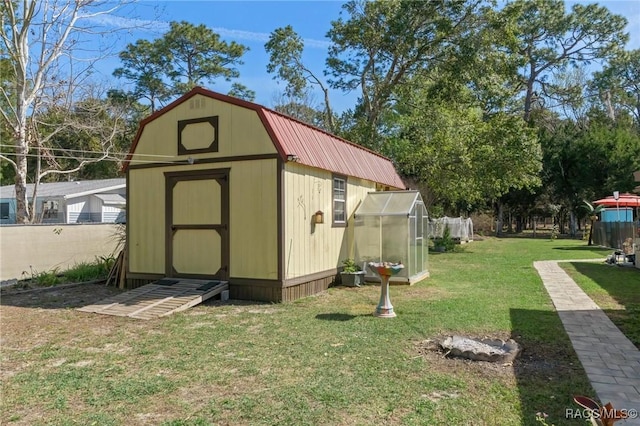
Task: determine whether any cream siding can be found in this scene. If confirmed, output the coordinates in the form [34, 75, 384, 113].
[129, 95, 277, 166]
[283, 162, 377, 279]
[128, 167, 166, 274]
[229, 159, 279, 279]
[128, 160, 278, 279]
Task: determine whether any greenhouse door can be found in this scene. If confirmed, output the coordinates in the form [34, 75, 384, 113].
[165, 169, 229, 280]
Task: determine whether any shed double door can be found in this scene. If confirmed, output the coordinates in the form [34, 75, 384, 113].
[165, 169, 229, 280]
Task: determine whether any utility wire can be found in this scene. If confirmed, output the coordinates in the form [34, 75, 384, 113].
[0, 151, 179, 165]
[0, 144, 175, 158]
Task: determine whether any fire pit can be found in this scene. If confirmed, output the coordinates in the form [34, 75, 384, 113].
[440, 336, 520, 363]
[368, 262, 404, 318]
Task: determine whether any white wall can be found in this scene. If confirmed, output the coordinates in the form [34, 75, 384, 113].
[0, 223, 122, 282]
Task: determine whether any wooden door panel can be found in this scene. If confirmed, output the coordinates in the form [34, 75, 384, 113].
[172, 179, 221, 225]
[172, 229, 221, 275]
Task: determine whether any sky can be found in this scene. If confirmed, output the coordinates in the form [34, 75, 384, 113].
[88, 0, 640, 114]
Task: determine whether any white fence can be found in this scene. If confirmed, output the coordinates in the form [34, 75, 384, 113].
[0, 223, 122, 282]
[428, 217, 474, 242]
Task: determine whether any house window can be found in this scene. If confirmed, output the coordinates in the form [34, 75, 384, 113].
[0, 202, 9, 219]
[42, 200, 59, 219]
[333, 175, 346, 226]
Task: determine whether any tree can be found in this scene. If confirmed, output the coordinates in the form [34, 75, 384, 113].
[265, 25, 335, 132]
[112, 39, 171, 113]
[227, 83, 255, 102]
[591, 49, 640, 125]
[163, 21, 248, 94]
[325, 0, 484, 149]
[501, 0, 628, 121]
[114, 21, 249, 108]
[537, 112, 640, 236]
[390, 80, 541, 208]
[271, 91, 326, 129]
[0, 0, 133, 223]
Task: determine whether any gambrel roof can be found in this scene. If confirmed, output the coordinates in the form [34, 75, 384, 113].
[123, 87, 405, 189]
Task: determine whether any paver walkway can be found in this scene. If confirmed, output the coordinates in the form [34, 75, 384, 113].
[534, 260, 640, 425]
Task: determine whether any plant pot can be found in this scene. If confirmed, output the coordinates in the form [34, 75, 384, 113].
[340, 271, 366, 287]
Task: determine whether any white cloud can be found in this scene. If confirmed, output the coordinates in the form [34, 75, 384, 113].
[84, 14, 170, 33]
[86, 14, 331, 49]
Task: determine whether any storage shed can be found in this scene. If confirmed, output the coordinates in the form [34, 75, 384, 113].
[353, 191, 429, 284]
[123, 87, 405, 302]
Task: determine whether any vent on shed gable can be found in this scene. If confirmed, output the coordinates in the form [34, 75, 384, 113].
[189, 98, 206, 109]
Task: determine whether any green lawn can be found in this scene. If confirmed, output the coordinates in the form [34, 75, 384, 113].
[561, 260, 640, 349]
[0, 238, 614, 425]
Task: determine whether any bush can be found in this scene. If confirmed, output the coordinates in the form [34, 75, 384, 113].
[434, 225, 455, 252]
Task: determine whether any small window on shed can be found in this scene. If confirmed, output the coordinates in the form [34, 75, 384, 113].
[333, 175, 346, 226]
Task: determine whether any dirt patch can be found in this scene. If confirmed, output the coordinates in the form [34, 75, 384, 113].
[1, 282, 121, 309]
[415, 337, 515, 379]
[414, 334, 584, 382]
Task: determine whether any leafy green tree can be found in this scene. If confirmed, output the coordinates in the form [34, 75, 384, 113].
[390, 81, 541, 207]
[113, 39, 172, 113]
[538, 112, 640, 235]
[326, 0, 484, 149]
[591, 49, 640, 125]
[265, 25, 335, 132]
[227, 83, 255, 102]
[163, 21, 247, 94]
[500, 0, 628, 121]
[114, 21, 249, 108]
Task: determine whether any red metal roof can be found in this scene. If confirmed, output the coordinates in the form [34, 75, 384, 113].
[124, 87, 405, 189]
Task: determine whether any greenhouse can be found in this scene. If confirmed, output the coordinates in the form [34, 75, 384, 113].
[354, 190, 429, 284]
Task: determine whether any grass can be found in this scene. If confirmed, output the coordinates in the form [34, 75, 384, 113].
[18, 256, 115, 288]
[560, 260, 640, 349]
[0, 238, 617, 425]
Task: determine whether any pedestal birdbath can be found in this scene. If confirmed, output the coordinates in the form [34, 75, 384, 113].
[368, 262, 404, 318]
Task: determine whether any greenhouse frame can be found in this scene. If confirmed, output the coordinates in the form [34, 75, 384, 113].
[354, 190, 429, 284]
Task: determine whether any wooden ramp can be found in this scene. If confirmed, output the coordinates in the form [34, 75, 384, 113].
[77, 279, 228, 320]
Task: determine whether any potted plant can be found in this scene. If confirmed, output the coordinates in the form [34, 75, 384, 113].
[433, 224, 454, 252]
[340, 258, 366, 287]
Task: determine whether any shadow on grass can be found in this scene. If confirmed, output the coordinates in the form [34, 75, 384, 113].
[553, 245, 611, 253]
[315, 313, 359, 321]
[510, 308, 595, 425]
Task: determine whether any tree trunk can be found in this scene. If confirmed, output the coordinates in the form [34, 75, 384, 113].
[496, 201, 504, 237]
[14, 124, 30, 224]
[604, 90, 616, 121]
[322, 86, 335, 134]
[523, 64, 537, 122]
[587, 219, 594, 246]
[569, 210, 577, 237]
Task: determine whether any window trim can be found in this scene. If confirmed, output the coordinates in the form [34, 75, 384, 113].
[332, 174, 347, 227]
